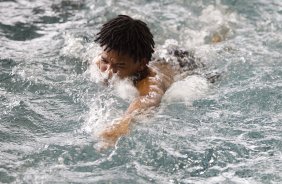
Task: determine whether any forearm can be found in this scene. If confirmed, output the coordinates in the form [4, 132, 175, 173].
[100, 88, 163, 145]
[125, 95, 162, 116]
[112, 95, 161, 132]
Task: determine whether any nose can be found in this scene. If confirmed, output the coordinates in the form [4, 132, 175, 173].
[105, 65, 117, 79]
[107, 65, 117, 74]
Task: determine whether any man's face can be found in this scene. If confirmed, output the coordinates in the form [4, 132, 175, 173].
[97, 49, 145, 80]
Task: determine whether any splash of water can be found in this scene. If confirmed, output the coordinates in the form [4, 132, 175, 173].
[162, 75, 210, 106]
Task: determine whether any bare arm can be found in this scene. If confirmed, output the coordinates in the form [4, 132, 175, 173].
[100, 76, 165, 145]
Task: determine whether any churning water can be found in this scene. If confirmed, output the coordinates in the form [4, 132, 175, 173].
[1, 0, 281, 183]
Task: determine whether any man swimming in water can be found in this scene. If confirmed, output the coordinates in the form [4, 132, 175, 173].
[94, 15, 203, 146]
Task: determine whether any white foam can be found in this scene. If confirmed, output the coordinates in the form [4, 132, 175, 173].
[83, 66, 139, 140]
[162, 75, 209, 106]
[60, 34, 85, 58]
[154, 39, 176, 59]
[82, 94, 123, 137]
[154, 39, 191, 69]
[87, 60, 139, 102]
[60, 33, 101, 63]
[180, 4, 238, 49]
[85, 59, 209, 138]
[112, 78, 139, 102]
[87, 56, 107, 84]
[199, 5, 237, 25]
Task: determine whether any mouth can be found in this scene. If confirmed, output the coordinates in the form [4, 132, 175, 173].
[103, 73, 123, 86]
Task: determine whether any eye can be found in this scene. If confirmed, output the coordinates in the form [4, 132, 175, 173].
[101, 58, 109, 64]
[116, 64, 125, 69]
[115, 62, 126, 69]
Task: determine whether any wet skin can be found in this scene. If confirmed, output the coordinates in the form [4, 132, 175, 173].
[95, 49, 177, 147]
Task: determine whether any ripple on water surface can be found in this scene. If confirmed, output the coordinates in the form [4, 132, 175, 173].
[1, 0, 282, 183]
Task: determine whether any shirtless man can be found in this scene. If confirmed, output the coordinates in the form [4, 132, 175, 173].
[94, 15, 201, 146]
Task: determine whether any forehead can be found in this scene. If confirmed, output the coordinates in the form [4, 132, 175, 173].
[101, 49, 134, 63]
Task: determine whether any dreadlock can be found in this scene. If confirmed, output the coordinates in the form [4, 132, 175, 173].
[95, 15, 155, 62]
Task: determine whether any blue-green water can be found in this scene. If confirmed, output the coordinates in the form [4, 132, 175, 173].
[1, 0, 281, 183]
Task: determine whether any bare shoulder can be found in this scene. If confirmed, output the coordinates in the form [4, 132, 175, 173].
[136, 64, 176, 97]
[150, 63, 177, 90]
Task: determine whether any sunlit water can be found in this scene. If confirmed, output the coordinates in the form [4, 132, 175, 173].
[1, 0, 281, 183]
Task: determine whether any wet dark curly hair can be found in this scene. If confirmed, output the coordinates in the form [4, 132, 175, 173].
[95, 15, 155, 62]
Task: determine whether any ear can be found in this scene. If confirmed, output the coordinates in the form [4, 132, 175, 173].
[138, 58, 148, 71]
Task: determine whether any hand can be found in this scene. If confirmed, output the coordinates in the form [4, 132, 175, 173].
[99, 116, 132, 147]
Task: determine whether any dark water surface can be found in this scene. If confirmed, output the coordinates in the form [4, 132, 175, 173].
[1, 0, 281, 183]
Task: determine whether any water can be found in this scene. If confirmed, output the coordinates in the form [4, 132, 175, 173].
[0, 0, 281, 183]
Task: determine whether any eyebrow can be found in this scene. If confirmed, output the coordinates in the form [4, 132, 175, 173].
[101, 56, 126, 66]
[116, 62, 126, 66]
[101, 56, 109, 62]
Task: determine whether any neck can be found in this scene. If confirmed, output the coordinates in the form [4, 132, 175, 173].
[132, 67, 149, 85]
